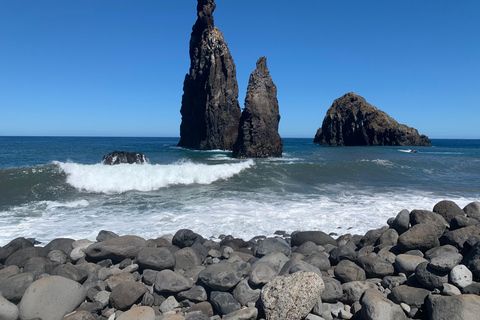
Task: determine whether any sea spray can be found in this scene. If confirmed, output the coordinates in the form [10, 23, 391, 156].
[55, 160, 254, 193]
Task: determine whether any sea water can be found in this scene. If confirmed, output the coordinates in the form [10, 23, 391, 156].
[0, 137, 479, 246]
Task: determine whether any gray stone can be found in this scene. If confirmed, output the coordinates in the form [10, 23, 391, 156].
[47, 249, 68, 264]
[232, 278, 261, 306]
[321, 277, 343, 303]
[359, 226, 389, 248]
[142, 269, 159, 286]
[391, 209, 410, 235]
[136, 247, 176, 271]
[462, 282, 480, 295]
[426, 294, 480, 320]
[450, 215, 479, 230]
[433, 200, 464, 223]
[415, 262, 449, 290]
[223, 307, 258, 320]
[294, 241, 319, 256]
[389, 285, 430, 308]
[256, 238, 290, 257]
[341, 281, 377, 304]
[0, 237, 33, 264]
[461, 242, 480, 278]
[117, 306, 155, 320]
[5, 246, 47, 268]
[23, 257, 55, 276]
[381, 274, 407, 290]
[0, 265, 20, 280]
[410, 210, 448, 235]
[70, 239, 94, 262]
[211, 291, 241, 315]
[0, 295, 19, 320]
[375, 229, 399, 250]
[187, 301, 214, 317]
[464, 201, 480, 220]
[62, 310, 96, 320]
[160, 295, 180, 314]
[304, 252, 331, 271]
[44, 238, 75, 254]
[261, 271, 324, 320]
[96, 230, 119, 242]
[394, 254, 427, 276]
[358, 254, 394, 278]
[329, 244, 357, 265]
[18, 275, 86, 320]
[442, 283, 462, 296]
[174, 247, 202, 271]
[440, 224, 480, 249]
[291, 231, 337, 247]
[105, 271, 135, 290]
[85, 235, 147, 262]
[155, 269, 194, 293]
[360, 288, 406, 320]
[334, 259, 366, 283]
[449, 264, 473, 288]
[253, 252, 289, 273]
[429, 251, 463, 271]
[313, 301, 344, 320]
[109, 280, 147, 310]
[397, 223, 441, 252]
[51, 264, 88, 283]
[0, 272, 35, 302]
[249, 262, 276, 286]
[178, 285, 208, 302]
[280, 259, 322, 277]
[198, 261, 242, 291]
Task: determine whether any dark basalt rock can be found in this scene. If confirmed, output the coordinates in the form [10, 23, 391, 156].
[233, 57, 283, 158]
[314, 92, 431, 146]
[102, 151, 148, 165]
[178, 0, 241, 151]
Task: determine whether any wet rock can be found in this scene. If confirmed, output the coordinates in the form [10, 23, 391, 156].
[233, 57, 283, 158]
[18, 275, 86, 320]
[261, 271, 324, 320]
[102, 151, 148, 165]
[178, 0, 241, 150]
[314, 92, 430, 146]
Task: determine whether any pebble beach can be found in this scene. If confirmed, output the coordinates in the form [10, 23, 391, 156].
[2, 200, 480, 320]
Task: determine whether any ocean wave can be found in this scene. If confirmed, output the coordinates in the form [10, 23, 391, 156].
[54, 160, 254, 193]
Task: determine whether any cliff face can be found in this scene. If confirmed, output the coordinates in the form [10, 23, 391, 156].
[314, 92, 431, 146]
[178, 0, 241, 150]
[233, 57, 283, 158]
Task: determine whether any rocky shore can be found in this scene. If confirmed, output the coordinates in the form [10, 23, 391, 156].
[1, 200, 480, 320]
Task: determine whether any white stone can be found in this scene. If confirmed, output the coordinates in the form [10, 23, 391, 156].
[450, 264, 473, 288]
[160, 296, 180, 314]
[0, 295, 19, 320]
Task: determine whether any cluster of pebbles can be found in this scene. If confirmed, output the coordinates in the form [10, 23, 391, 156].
[1, 200, 480, 320]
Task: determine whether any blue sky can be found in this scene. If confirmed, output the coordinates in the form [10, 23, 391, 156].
[1, 1, 479, 138]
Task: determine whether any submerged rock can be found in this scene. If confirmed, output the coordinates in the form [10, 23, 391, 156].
[314, 92, 431, 146]
[178, 0, 241, 151]
[102, 151, 148, 165]
[233, 57, 283, 158]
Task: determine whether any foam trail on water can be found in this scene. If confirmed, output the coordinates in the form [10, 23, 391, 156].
[55, 160, 254, 193]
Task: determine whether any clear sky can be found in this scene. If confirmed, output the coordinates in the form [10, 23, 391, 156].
[1, 1, 479, 138]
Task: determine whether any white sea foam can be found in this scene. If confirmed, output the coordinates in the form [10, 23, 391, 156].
[54, 160, 254, 193]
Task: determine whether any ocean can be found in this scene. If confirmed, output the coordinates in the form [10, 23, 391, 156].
[0, 137, 479, 246]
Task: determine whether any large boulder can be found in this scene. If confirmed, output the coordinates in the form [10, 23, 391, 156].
[426, 294, 480, 320]
[397, 223, 441, 252]
[102, 151, 148, 165]
[198, 261, 242, 291]
[136, 247, 176, 271]
[433, 200, 465, 223]
[233, 56, 283, 158]
[178, 0, 241, 150]
[291, 231, 337, 247]
[84, 235, 147, 262]
[109, 281, 147, 310]
[314, 92, 430, 146]
[18, 276, 86, 320]
[360, 288, 407, 320]
[261, 271, 324, 320]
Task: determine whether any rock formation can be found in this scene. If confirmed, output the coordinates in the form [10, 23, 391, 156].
[178, 0, 241, 150]
[233, 57, 283, 158]
[102, 151, 148, 165]
[314, 92, 431, 146]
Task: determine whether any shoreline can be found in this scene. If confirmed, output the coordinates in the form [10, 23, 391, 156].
[1, 200, 480, 319]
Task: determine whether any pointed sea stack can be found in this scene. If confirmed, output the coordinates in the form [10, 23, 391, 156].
[314, 92, 431, 146]
[233, 57, 283, 158]
[178, 0, 241, 150]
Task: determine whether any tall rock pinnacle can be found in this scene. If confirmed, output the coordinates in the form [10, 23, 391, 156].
[233, 57, 283, 158]
[178, 0, 241, 150]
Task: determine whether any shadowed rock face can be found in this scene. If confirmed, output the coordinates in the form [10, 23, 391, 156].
[233, 57, 283, 158]
[314, 92, 431, 146]
[178, 0, 241, 151]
